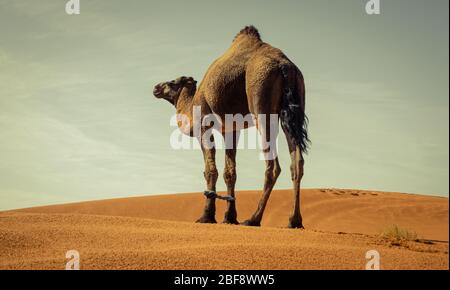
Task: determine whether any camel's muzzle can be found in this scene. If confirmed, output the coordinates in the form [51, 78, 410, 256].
[153, 88, 163, 97]
[153, 83, 165, 97]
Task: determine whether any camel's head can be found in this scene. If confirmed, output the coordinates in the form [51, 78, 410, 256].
[153, 76, 197, 106]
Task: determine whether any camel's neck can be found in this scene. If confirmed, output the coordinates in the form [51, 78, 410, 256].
[175, 88, 197, 134]
[176, 89, 195, 117]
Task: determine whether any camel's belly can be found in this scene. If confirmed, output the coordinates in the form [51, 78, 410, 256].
[219, 115, 256, 133]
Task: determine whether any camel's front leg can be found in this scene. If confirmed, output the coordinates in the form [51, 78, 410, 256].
[196, 134, 218, 224]
[222, 131, 240, 224]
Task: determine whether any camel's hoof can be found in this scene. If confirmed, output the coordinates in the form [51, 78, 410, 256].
[223, 218, 239, 225]
[196, 216, 217, 224]
[287, 217, 304, 229]
[241, 219, 261, 227]
[223, 211, 239, 225]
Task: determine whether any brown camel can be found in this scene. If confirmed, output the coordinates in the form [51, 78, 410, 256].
[153, 26, 309, 228]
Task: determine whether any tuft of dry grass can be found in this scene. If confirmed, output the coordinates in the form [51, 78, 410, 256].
[381, 224, 418, 242]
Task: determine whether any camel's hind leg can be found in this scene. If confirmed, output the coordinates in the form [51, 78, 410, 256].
[282, 127, 305, 229]
[242, 120, 281, 226]
[242, 156, 281, 227]
[279, 64, 307, 228]
[242, 71, 283, 227]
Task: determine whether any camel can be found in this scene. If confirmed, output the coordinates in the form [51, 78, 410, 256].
[153, 26, 309, 228]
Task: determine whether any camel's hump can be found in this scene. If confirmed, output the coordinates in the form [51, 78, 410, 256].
[233, 25, 261, 42]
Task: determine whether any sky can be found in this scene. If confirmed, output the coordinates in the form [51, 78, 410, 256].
[0, 0, 448, 210]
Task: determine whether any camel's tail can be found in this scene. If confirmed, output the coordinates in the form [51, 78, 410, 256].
[280, 64, 310, 154]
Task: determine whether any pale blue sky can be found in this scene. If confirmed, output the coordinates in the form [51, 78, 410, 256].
[0, 0, 448, 210]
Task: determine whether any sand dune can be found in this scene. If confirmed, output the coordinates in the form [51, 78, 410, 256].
[0, 189, 448, 270]
[13, 189, 448, 241]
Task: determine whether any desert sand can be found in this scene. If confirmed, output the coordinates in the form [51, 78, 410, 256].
[0, 189, 448, 270]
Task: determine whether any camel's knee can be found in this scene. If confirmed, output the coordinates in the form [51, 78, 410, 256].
[298, 158, 304, 179]
[266, 161, 281, 183]
[274, 162, 281, 180]
[290, 158, 304, 181]
[223, 166, 236, 186]
[204, 166, 218, 185]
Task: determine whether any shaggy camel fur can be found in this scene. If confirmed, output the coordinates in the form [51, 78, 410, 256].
[153, 26, 309, 228]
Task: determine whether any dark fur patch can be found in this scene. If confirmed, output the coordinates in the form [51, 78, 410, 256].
[233, 25, 261, 42]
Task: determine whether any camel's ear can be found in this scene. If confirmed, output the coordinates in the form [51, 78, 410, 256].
[185, 77, 197, 86]
[185, 77, 197, 95]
